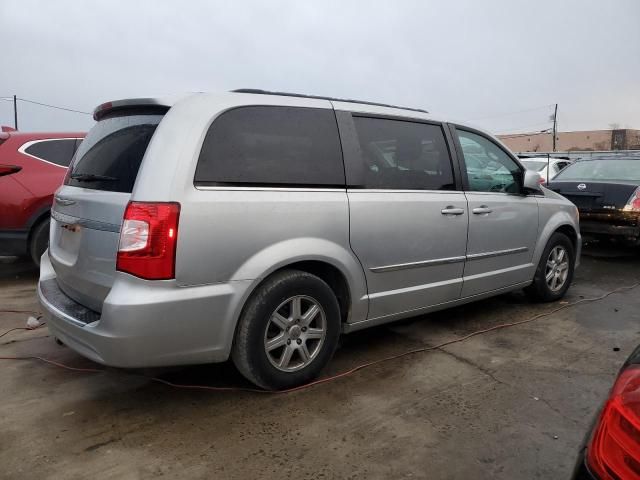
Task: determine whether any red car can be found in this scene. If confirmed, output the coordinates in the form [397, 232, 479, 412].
[0, 127, 85, 264]
[572, 344, 640, 479]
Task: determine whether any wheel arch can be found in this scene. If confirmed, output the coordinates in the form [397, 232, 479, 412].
[26, 209, 51, 248]
[554, 224, 579, 252]
[532, 210, 581, 269]
[269, 260, 352, 324]
[230, 238, 369, 328]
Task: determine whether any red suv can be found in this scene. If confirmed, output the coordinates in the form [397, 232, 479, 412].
[0, 127, 85, 264]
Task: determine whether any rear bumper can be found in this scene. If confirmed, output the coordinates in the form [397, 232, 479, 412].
[38, 251, 253, 368]
[580, 221, 640, 238]
[0, 229, 28, 256]
[580, 211, 640, 238]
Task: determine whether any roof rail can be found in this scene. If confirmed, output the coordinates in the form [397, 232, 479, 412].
[231, 89, 429, 114]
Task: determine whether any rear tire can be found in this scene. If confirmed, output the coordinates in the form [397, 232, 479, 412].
[29, 218, 50, 266]
[525, 232, 575, 302]
[232, 270, 341, 390]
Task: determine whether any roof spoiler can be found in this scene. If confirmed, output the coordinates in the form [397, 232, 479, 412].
[93, 98, 172, 121]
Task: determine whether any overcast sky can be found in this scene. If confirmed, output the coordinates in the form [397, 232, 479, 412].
[1, 0, 638, 134]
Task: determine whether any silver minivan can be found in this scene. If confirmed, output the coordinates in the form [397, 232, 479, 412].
[38, 90, 581, 390]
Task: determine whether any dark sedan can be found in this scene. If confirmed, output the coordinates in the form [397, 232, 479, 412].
[572, 344, 640, 479]
[548, 157, 640, 245]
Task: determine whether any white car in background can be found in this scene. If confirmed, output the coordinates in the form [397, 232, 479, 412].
[520, 157, 573, 184]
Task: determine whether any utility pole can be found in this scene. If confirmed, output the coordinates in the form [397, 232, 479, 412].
[552, 103, 558, 152]
[13, 95, 18, 130]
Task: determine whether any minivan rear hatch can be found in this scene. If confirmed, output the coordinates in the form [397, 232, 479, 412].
[49, 106, 167, 312]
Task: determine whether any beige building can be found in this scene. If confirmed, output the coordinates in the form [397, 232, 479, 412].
[498, 129, 640, 153]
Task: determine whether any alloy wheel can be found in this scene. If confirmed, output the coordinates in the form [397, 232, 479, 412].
[545, 245, 569, 292]
[263, 295, 327, 372]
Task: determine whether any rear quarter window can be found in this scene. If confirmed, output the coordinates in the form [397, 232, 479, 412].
[24, 139, 78, 167]
[194, 106, 345, 187]
[65, 114, 163, 193]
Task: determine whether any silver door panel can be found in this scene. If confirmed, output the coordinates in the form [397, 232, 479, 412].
[348, 190, 468, 319]
[462, 192, 538, 297]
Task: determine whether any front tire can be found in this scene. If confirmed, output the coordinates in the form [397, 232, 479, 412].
[232, 270, 341, 390]
[525, 232, 575, 302]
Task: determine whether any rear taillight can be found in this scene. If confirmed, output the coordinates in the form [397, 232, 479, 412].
[0, 164, 22, 177]
[623, 188, 640, 212]
[587, 364, 640, 479]
[116, 202, 180, 280]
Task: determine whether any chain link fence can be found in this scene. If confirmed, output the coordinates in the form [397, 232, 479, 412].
[516, 150, 640, 161]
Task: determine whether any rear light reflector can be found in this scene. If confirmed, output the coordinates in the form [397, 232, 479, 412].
[116, 202, 180, 280]
[0, 164, 22, 177]
[587, 364, 640, 479]
[623, 187, 640, 212]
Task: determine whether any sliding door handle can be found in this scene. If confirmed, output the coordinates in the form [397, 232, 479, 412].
[441, 206, 465, 216]
[472, 206, 492, 215]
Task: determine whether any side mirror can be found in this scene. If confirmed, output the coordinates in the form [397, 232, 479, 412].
[523, 169, 543, 194]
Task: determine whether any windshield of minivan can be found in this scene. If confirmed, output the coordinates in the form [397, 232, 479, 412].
[65, 114, 163, 193]
[553, 158, 640, 182]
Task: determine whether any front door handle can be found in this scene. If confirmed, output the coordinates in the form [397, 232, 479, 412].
[441, 206, 465, 216]
[472, 206, 492, 215]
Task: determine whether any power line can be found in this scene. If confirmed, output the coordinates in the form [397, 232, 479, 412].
[16, 97, 91, 115]
[464, 104, 554, 122]
[498, 130, 552, 139]
[496, 121, 553, 134]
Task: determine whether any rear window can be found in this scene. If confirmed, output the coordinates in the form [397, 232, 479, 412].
[554, 159, 640, 182]
[24, 139, 78, 167]
[195, 106, 345, 187]
[65, 114, 163, 193]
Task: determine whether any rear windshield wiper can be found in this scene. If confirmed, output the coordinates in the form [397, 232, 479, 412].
[70, 173, 118, 182]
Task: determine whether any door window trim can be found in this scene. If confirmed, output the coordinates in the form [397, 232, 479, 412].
[336, 111, 463, 191]
[449, 124, 526, 195]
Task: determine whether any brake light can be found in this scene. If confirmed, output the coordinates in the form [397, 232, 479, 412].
[116, 202, 180, 280]
[586, 364, 640, 479]
[623, 188, 640, 212]
[0, 164, 22, 177]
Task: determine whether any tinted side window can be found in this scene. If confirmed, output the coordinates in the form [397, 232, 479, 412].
[24, 139, 77, 167]
[65, 114, 163, 193]
[351, 117, 454, 190]
[195, 106, 344, 187]
[457, 130, 521, 194]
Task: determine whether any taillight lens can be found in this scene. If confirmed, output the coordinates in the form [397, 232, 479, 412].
[623, 188, 640, 212]
[587, 365, 640, 479]
[0, 164, 22, 177]
[116, 202, 180, 280]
